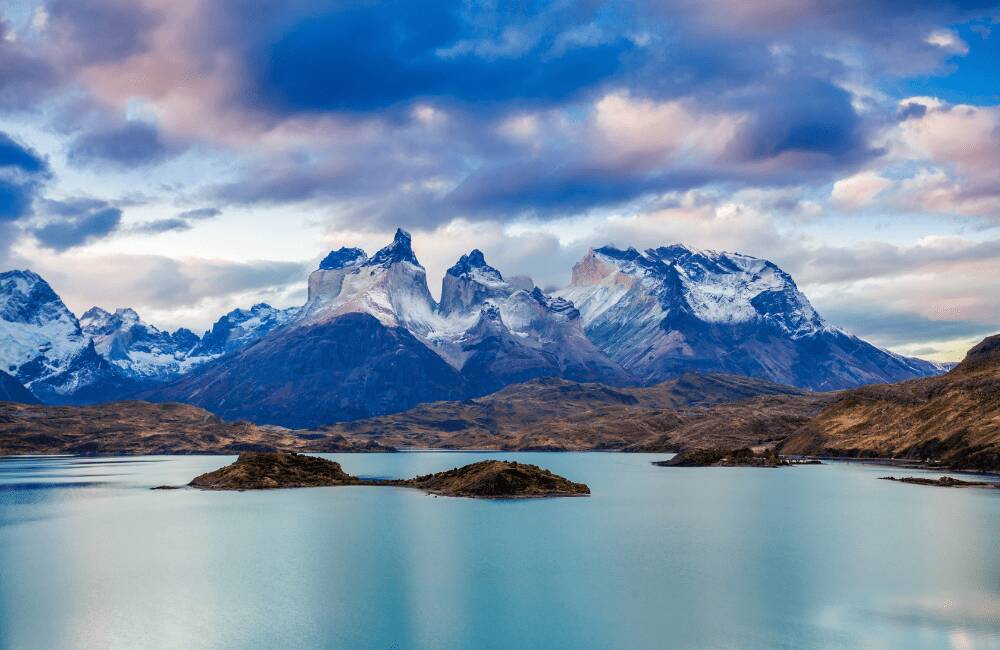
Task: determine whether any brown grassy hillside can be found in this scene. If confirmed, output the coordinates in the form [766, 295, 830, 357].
[0, 401, 390, 455]
[782, 334, 1000, 470]
[317, 374, 827, 452]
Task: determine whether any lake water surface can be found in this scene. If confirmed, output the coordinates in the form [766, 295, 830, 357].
[2, 452, 999, 649]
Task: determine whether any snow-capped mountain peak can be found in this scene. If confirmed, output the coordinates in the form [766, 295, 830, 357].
[563, 244, 826, 336]
[366, 228, 421, 268]
[319, 247, 367, 270]
[440, 249, 510, 316]
[193, 302, 300, 356]
[447, 249, 504, 283]
[0, 269, 87, 385]
[80, 307, 141, 336]
[81, 305, 207, 378]
[556, 243, 941, 389]
[1, 269, 80, 329]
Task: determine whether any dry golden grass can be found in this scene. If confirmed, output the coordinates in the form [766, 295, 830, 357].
[782, 334, 1000, 470]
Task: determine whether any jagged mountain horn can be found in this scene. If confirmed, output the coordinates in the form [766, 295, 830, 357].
[302, 228, 438, 334]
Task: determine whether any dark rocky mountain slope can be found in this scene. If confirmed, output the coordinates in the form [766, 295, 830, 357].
[0, 370, 37, 403]
[147, 312, 468, 428]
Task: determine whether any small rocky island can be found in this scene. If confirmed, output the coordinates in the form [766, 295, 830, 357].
[655, 447, 813, 467]
[879, 475, 998, 488]
[389, 460, 591, 498]
[190, 452, 360, 489]
[186, 452, 589, 498]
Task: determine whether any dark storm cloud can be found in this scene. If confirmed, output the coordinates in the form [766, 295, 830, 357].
[31, 0, 1000, 223]
[727, 78, 878, 162]
[68, 121, 172, 168]
[31, 199, 123, 250]
[0, 132, 50, 222]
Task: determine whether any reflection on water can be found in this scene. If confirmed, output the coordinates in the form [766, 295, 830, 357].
[1, 453, 999, 649]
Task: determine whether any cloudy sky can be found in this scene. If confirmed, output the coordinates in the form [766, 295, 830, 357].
[1, 0, 999, 360]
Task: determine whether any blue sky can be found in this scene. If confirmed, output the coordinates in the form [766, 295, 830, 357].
[1, 0, 999, 360]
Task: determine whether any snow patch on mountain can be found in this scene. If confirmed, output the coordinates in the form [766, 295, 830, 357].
[0, 270, 88, 388]
[555, 244, 941, 389]
[302, 228, 443, 335]
[193, 303, 300, 357]
[80, 306, 206, 379]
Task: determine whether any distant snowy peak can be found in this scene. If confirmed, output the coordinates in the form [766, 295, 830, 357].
[565, 244, 826, 337]
[194, 303, 300, 356]
[0, 270, 65, 323]
[303, 229, 437, 331]
[81, 307, 141, 336]
[81, 305, 204, 379]
[0, 270, 81, 333]
[0, 269, 86, 384]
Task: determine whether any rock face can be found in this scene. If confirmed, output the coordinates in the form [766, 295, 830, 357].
[301, 228, 438, 333]
[147, 312, 469, 428]
[395, 460, 590, 498]
[555, 245, 942, 390]
[782, 332, 1000, 471]
[0, 369, 37, 403]
[149, 233, 629, 426]
[189, 452, 360, 489]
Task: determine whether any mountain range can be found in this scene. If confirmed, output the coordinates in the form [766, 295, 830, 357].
[0, 229, 946, 426]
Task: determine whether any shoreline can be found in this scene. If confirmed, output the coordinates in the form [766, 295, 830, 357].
[4, 449, 1000, 477]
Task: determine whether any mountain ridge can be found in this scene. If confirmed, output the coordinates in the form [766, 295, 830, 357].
[2, 231, 944, 417]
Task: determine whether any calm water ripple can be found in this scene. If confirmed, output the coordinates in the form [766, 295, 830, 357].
[1, 452, 999, 649]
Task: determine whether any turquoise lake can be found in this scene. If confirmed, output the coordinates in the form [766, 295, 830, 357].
[2, 452, 999, 649]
